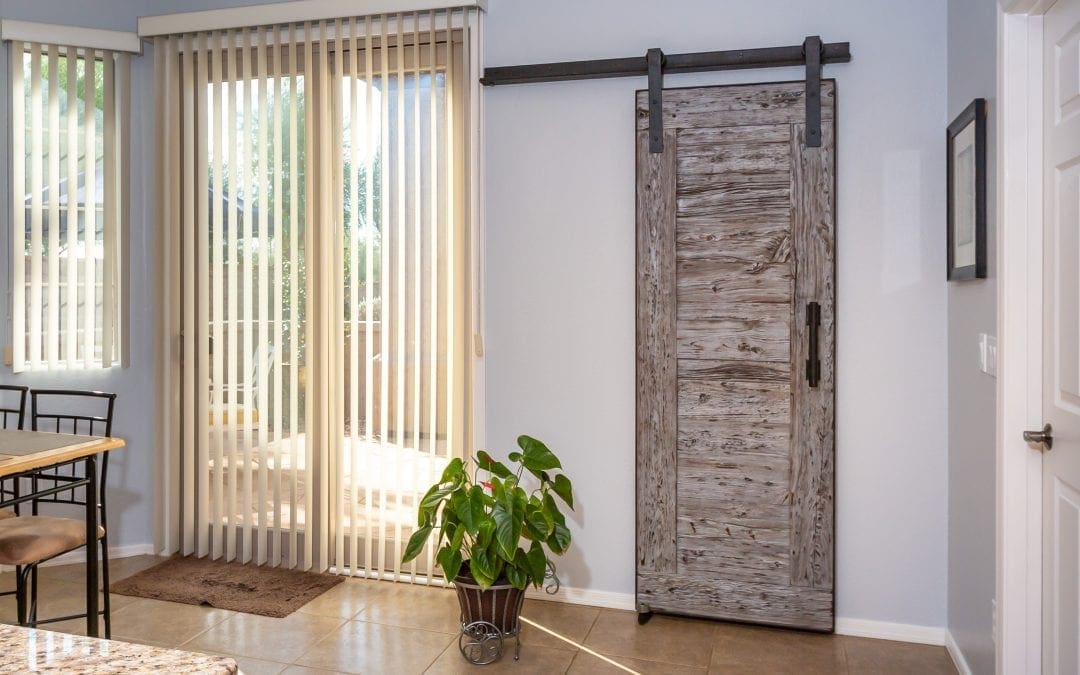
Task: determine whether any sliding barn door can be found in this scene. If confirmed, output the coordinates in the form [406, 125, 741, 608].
[636, 81, 836, 631]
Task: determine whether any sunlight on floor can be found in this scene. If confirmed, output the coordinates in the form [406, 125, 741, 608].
[520, 616, 641, 674]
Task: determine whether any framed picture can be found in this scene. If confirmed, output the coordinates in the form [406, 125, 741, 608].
[947, 98, 987, 280]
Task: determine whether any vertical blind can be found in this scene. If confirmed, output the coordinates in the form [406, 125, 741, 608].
[10, 42, 130, 371]
[155, 8, 479, 577]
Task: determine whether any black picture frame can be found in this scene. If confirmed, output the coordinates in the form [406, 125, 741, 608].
[946, 98, 987, 280]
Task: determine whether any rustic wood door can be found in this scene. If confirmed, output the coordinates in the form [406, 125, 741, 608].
[636, 81, 836, 631]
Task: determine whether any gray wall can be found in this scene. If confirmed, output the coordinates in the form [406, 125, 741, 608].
[946, 0, 997, 672]
[484, 0, 950, 627]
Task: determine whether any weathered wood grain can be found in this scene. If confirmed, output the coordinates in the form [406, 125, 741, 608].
[789, 122, 836, 591]
[678, 358, 789, 382]
[678, 418, 790, 458]
[676, 178, 791, 219]
[677, 145, 791, 176]
[677, 377, 790, 419]
[677, 124, 791, 149]
[677, 312, 790, 361]
[678, 535, 790, 583]
[675, 215, 791, 263]
[678, 496, 791, 529]
[676, 259, 792, 310]
[637, 571, 835, 632]
[635, 81, 836, 131]
[636, 127, 678, 575]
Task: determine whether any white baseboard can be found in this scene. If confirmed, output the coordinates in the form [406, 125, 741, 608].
[944, 630, 974, 675]
[834, 617, 945, 646]
[525, 588, 946, 649]
[526, 585, 636, 611]
[0, 543, 156, 573]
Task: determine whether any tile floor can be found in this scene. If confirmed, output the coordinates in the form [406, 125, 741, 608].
[0, 556, 957, 674]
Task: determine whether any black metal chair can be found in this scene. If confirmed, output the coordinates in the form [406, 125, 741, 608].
[0, 389, 117, 636]
[0, 385, 29, 600]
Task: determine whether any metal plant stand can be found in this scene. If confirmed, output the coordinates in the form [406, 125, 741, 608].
[455, 562, 561, 665]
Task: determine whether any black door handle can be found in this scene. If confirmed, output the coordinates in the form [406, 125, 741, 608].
[806, 302, 821, 388]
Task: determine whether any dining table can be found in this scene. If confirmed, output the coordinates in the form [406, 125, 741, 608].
[0, 429, 125, 638]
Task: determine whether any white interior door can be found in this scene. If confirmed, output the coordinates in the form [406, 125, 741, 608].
[1043, 0, 1080, 671]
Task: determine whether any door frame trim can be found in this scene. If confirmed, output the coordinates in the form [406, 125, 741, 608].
[996, 1, 1052, 672]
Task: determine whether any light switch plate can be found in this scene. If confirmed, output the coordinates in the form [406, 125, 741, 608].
[979, 333, 998, 378]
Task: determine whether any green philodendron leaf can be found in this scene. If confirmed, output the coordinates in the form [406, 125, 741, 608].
[552, 474, 574, 510]
[437, 546, 463, 582]
[470, 546, 497, 589]
[526, 505, 554, 539]
[451, 521, 466, 551]
[518, 435, 562, 472]
[476, 519, 496, 549]
[527, 541, 547, 586]
[547, 522, 572, 555]
[492, 503, 519, 562]
[420, 485, 454, 511]
[402, 525, 433, 563]
[506, 563, 528, 590]
[440, 457, 465, 483]
[543, 493, 566, 527]
[450, 490, 476, 533]
[476, 450, 513, 478]
[508, 451, 522, 463]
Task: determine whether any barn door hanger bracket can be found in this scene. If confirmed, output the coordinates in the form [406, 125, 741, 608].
[480, 37, 850, 153]
[647, 48, 664, 153]
[803, 36, 823, 148]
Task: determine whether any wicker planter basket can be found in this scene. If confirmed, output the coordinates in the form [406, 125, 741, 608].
[452, 563, 526, 664]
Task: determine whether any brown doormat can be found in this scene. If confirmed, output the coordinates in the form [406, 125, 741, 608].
[110, 556, 344, 618]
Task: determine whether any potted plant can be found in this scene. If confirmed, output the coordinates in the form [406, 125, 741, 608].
[401, 435, 574, 664]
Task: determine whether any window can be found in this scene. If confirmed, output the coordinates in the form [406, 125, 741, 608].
[9, 41, 130, 371]
[155, 10, 480, 574]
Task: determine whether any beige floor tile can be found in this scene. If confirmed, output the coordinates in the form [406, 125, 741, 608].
[220, 654, 286, 675]
[280, 666, 346, 675]
[709, 622, 847, 674]
[583, 610, 718, 668]
[518, 599, 599, 650]
[104, 597, 235, 646]
[842, 636, 957, 675]
[296, 578, 387, 620]
[0, 579, 137, 630]
[426, 640, 576, 674]
[185, 611, 347, 664]
[568, 650, 706, 674]
[354, 582, 461, 634]
[45, 554, 166, 587]
[293, 620, 454, 674]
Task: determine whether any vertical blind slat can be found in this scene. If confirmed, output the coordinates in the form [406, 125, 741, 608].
[82, 49, 97, 368]
[46, 44, 60, 369]
[410, 11, 423, 581]
[362, 15, 376, 577]
[195, 36, 211, 558]
[180, 35, 197, 557]
[348, 14, 361, 577]
[393, 12, 407, 582]
[377, 13, 391, 577]
[211, 29, 226, 560]
[64, 47, 78, 366]
[271, 24, 285, 569]
[288, 22, 301, 569]
[102, 50, 116, 369]
[11, 42, 26, 372]
[256, 25, 270, 566]
[302, 21, 315, 571]
[29, 44, 42, 369]
[239, 28, 255, 565]
[425, 9, 440, 585]
[225, 28, 240, 563]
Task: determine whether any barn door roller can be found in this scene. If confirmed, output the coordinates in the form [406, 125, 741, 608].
[480, 36, 850, 153]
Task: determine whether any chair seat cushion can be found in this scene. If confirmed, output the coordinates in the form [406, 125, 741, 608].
[0, 515, 105, 566]
[0, 509, 14, 520]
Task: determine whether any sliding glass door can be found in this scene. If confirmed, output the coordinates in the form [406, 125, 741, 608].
[156, 10, 477, 579]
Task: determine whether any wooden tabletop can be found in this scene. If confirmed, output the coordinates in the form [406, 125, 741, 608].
[0, 430, 125, 477]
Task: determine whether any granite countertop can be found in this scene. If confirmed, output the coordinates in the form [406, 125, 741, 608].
[0, 624, 238, 674]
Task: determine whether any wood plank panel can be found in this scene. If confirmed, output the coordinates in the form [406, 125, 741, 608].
[677, 312, 790, 361]
[679, 497, 791, 529]
[637, 571, 834, 631]
[789, 123, 836, 590]
[679, 535, 789, 582]
[636, 81, 836, 131]
[676, 214, 791, 263]
[678, 418, 790, 458]
[677, 124, 791, 149]
[677, 145, 790, 175]
[677, 177, 790, 219]
[636, 127, 678, 574]
[678, 509, 789, 539]
[677, 378, 789, 419]
[677, 259, 792, 309]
